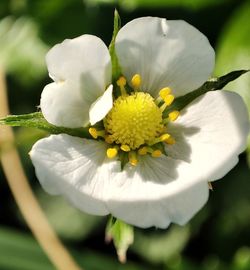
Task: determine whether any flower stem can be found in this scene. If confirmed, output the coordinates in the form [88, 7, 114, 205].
[0, 68, 82, 270]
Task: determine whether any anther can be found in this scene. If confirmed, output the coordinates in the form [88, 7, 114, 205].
[164, 136, 176, 145]
[120, 145, 130, 152]
[117, 76, 126, 87]
[117, 76, 127, 96]
[131, 74, 141, 90]
[138, 146, 147, 155]
[159, 87, 171, 99]
[151, 149, 162, 158]
[129, 151, 138, 166]
[89, 128, 105, 139]
[168, 110, 180, 121]
[145, 147, 162, 157]
[107, 148, 118, 159]
[164, 94, 175, 106]
[160, 94, 175, 112]
[148, 133, 171, 146]
[155, 87, 172, 104]
[160, 133, 171, 141]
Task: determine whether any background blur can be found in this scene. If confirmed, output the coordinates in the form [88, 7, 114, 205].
[0, 0, 250, 269]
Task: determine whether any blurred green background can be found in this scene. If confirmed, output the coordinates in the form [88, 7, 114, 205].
[0, 0, 250, 269]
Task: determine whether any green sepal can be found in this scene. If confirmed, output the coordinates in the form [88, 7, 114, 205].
[163, 69, 249, 117]
[105, 216, 134, 263]
[119, 151, 129, 170]
[109, 9, 122, 83]
[0, 112, 91, 139]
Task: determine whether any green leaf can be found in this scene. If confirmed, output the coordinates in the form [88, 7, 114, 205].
[215, 1, 250, 166]
[87, 0, 230, 11]
[36, 190, 101, 240]
[109, 9, 122, 83]
[132, 225, 190, 264]
[105, 217, 134, 263]
[233, 247, 250, 270]
[0, 227, 54, 270]
[0, 226, 154, 270]
[0, 112, 91, 139]
[163, 70, 249, 117]
[0, 16, 48, 84]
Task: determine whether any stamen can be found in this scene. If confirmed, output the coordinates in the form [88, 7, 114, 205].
[168, 111, 180, 121]
[148, 133, 170, 146]
[129, 151, 138, 166]
[164, 94, 175, 106]
[120, 144, 130, 152]
[117, 76, 127, 96]
[160, 94, 175, 112]
[117, 76, 126, 87]
[164, 136, 176, 145]
[155, 87, 172, 104]
[138, 146, 148, 155]
[145, 146, 162, 158]
[131, 74, 141, 90]
[160, 133, 171, 141]
[159, 87, 171, 99]
[89, 128, 105, 139]
[107, 148, 118, 159]
[151, 149, 162, 158]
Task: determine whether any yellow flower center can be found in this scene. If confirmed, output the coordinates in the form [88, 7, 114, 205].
[88, 74, 180, 166]
[104, 92, 164, 149]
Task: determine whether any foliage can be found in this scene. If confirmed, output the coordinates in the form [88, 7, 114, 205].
[0, 16, 48, 85]
[215, 1, 250, 166]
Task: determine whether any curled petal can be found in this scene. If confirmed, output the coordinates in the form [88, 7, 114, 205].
[41, 81, 90, 128]
[41, 35, 111, 127]
[89, 84, 113, 125]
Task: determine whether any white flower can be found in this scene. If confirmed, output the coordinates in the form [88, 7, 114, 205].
[30, 17, 249, 228]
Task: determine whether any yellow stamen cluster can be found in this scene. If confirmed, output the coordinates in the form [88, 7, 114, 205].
[88, 74, 180, 166]
[105, 92, 164, 149]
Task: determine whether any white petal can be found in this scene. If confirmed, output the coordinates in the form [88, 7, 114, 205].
[41, 35, 111, 127]
[106, 155, 209, 228]
[115, 17, 215, 97]
[89, 84, 113, 125]
[166, 90, 249, 182]
[30, 134, 120, 215]
[41, 81, 90, 128]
